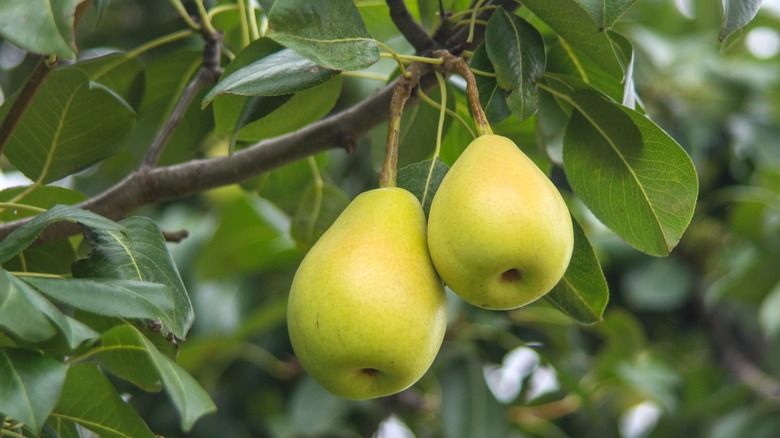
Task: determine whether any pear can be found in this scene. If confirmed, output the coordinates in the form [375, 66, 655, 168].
[287, 187, 447, 400]
[427, 134, 573, 310]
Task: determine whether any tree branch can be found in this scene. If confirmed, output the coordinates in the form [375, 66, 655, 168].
[143, 35, 223, 167]
[0, 67, 433, 242]
[386, 0, 437, 54]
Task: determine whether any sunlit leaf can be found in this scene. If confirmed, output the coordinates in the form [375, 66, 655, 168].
[719, 0, 762, 42]
[267, 0, 380, 71]
[3, 69, 136, 183]
[51, 363, 155, 438]
[0, 0, 82, 58]
[555, 77, 698, 255]
[204, 48, 339, 104]
[521, 0, 623, 78]
[577, 0, 638, 29]
[0, 348, 67, 434]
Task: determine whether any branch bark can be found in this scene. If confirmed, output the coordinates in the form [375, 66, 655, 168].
[386, 0, 437, 54]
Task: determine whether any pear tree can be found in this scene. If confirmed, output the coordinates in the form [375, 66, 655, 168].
[0, 0, 771, 436]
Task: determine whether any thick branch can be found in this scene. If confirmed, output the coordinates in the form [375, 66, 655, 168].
[386, 0, 437, 54]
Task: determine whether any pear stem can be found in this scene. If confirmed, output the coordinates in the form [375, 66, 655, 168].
[435, 51, 493, 137]
[379, 63, 427, 188]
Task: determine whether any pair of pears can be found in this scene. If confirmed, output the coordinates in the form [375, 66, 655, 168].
[287, 134, 573, 400]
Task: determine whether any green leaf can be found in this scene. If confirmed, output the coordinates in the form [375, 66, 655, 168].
[0, 0, 82, 58]
[267, 0, 379, 71]
[2, 240, 77, 276]
[97, 323, 163, 392]
[204, 48, 339, 104]
[0, 186, 85, 222]
[229, 94, 294, 150]
[3, 68, 136, 183]
[22, 278, 176, 331]
[231, 76, 343, 144]
[196, 197, 299, 279]
[51, 363, 155, 438]
[97, 324, 216, 431]
[0, 348, 67, 434]
[720, 0, 762, 42]
[546, 217, 609, 324]
[0, 204, 124, 265]
[559, 82, 698, 255]
[0, 271, 57, 344]
[470, 43, 511, 125]
[68, 52, 146, 109]
[440, 353, 509, 438]
[576, 0, 638, 29]
[521, 0, 623, 78]
[71, 216, 193, 340]
[759, 282, 780, 340]
[397, 159, 450, 218]
[290, 183, 350, 251]
[4, 271, 99, 350]
[485, 7, 546, 123]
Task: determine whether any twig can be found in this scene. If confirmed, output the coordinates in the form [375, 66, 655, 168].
[386, 0, 437, 54]
[437, 51, 492, 135]
[142, 35, 223, 167]
[379, 63, 427, 187]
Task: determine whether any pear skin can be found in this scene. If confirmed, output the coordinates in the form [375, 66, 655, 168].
[287, 188, 447, 400]
[428, 135, 573, 310]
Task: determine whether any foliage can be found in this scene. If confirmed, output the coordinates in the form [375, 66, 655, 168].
[0, 0, 778, 437]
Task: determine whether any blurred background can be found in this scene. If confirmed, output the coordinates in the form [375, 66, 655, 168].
[3, 0, 780, 436]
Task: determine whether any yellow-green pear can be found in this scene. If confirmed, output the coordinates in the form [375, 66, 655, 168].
[428, 134, 573, 310]
[287, 187, 447, 400]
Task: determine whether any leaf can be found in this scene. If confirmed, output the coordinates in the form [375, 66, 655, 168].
[545, 217, 609, 324]
[0, 204, 124, 265]
[3, 68, 136, 183]
[0, 186, 85, 222]
[521, 0, 623, 78]
[266, 0, 380, 71]
[759, 282, 780, 339]
[485, 7, 546, 123]
[71, 216, 193, 340]
[0, 270, 57, 344]
[397, 159, 450, 217]
[470, 43, 511, 125]
[0, 348, 67, 434]
[203, 48, 339, 104]
[51, 363, 155, 438]
[97, 324, 216, 431]
[68, 52, 146, 109]
[196, 197, 299, 279]
[4, 271, 99, 350]
[720, 0, 762, 42]
[231, 76, 343, 144]
[560, 82, 698, 256]
[576, 0, 638, 29]
[0, 0, 82, 58]
[290, 182, 350, 251]
[22, 278, 176, 331]
[229, 94, 294, 150]
[440, 353, 509, 438]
